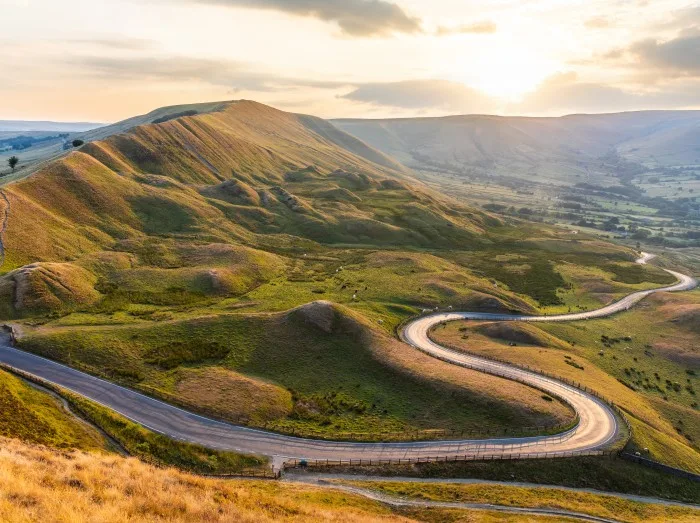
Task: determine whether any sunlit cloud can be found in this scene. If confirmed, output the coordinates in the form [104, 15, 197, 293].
[435, 21, 497, 36]
[2, 0, 700, 121]
[188, 0, 423, 36]
[584, 16, 610, 29]
[341, 79, 498, 113]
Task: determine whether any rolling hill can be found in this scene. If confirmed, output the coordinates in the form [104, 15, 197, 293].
[0, 99, 659, 441]
[334, 110, 700, 183]
[334, 111, 700, 250]
[0, 99, 492, 270]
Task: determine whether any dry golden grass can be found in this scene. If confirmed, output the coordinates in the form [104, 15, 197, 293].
[172, 367, 293, 423]
[5, 436, 677, 523]
[0, 437, 407, 523]
[0, 437, 558, 523]
[346, 480, 700, 523]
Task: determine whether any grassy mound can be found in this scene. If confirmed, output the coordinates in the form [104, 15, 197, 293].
[18, 302, 573, 439]
[0, 263, 100, 318]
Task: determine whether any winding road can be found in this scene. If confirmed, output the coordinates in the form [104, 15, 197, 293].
[0, 253, 696, 466]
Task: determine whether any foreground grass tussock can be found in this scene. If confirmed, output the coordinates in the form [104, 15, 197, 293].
[0, 437, 568, 523]
[0, 438, 402, 523]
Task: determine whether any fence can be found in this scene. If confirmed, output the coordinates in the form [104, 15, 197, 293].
[419, 322, 634, 451]
[283, 449, 616, 471]
[619, 453, 700, 482]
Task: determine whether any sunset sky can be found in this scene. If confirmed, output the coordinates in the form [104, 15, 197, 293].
[2, 0, 700, 122]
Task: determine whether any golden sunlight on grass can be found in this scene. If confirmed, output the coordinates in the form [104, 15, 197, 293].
[0, 438, 405, 523]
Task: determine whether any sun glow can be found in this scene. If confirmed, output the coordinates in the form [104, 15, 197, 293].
[454, 45, 555, 101]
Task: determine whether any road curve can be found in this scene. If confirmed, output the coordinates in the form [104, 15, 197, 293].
[401, 254, 697, 460]
[0, 254, 696, 464]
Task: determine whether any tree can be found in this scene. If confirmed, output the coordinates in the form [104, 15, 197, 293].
[8, 156, 18, 172]
[72, 139, 84, 147]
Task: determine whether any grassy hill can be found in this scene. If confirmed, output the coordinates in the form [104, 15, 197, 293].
[334, 111, 700, 251]
[0, 100, 676, 441]
[334, 111, 700, 177]
[432, 289, 700, 472]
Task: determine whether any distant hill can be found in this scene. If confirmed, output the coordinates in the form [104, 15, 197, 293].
[0, 120, 103, 133]
[333, 110, 700, 184]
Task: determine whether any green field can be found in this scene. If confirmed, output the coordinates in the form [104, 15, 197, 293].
[18, 302, 573, 439]
[432, 288, 700, 472]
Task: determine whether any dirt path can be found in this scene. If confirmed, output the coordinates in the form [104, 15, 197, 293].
[286, 475, 622, 522]
[285, 472, 700, 509]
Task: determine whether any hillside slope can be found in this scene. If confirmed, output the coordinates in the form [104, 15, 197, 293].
[1, 100, 492, 270]
[334, 110, 700, 181]
[0, 99, 662, 442]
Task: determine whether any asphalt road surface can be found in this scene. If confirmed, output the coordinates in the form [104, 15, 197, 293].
[0, 254, 696, 465]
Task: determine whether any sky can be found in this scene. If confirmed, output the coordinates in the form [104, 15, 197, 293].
[1, 0, 700, 122]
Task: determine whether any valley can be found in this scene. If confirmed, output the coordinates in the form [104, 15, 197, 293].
[0, 99, 698, 520]
[334, 112, 700, 250]
[6, 1, 700, 520]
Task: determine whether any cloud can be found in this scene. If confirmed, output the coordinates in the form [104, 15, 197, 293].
[513, 72, 700, 114]
[598, 5, 700, 79]
[628, 31, 700, 76]
[435, 21, 497, 36]
[584, 16, 610, 29]
[655, 5, 700, 30]
[341, 79, 497, 113]
[67, 55, 345, 91]
[61, 38, 157, 51]
[194, 0, 422, 36]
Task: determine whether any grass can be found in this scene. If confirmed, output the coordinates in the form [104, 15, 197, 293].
[64, 391, 269, 476]
[306, 454, 700, 503]
[0, 369, 108, 451]
[603, 262, 677, 285]
[431, 294, 700, 472]
[342, 479, 700, 523]
[17, 303, 573, 440]
[0, 437, 422, 523]
[1, 99, 691, 475]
